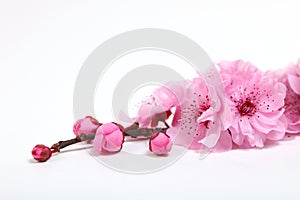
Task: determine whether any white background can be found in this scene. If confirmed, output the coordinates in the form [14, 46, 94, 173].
[1, 0, 300, 199]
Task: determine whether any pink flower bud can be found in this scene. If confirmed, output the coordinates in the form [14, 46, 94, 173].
[73, 116, 101, 136]
[32, 144, 52, 162]
[149, 132, 172, 155]
[93, 123, 125, 153]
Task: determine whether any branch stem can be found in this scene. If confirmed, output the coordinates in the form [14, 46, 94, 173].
[50, 122, 169, 152]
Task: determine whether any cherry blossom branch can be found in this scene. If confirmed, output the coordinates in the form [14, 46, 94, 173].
[51, 123, 168, 151]
[53, 122, 168, 151]
[32, 121, 170, 162]
[124, 122, 168, 138]
[51, 133, 96, 152]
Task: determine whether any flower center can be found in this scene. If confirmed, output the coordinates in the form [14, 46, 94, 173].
[237, 100, 256, 116]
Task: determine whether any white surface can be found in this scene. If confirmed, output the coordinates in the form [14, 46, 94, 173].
[1, 0, 300, 199]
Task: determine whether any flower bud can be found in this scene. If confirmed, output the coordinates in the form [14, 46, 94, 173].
[73, 116, 101, 136]
[32, 144, 52, 162]
[149, 132, 172, 155]
[93, 123, 125, 153]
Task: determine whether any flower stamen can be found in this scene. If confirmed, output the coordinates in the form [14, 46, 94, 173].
[237, 100, 256, 116]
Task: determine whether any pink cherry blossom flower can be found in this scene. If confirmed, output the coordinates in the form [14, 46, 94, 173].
[267, 59, 300, 134]
[166, 76, 224, 150]
[149, 132, 172, 155]
[73, 116, 102, 136]
[134, 82, 185, 128]
[218, 60, 286, 148]
[135, 75, 224, 150]
[287, 59, 300, 95]
[93, 123, 125, 153]
[282, 86, 300, 134]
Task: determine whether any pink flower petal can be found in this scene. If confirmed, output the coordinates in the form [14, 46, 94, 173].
[73, 116, 101, 136]
[258, 82, 286, 112]
[93, 133, 104, 152]
[288, 74, 300, 94]
[94, 123, 124, 153]
[250, 133, 266, 147]
[100, 123, 119, 135]
[167, 126, 196, 148]
[229, 123, 245, 146]
[213, 130, 233, 152]
[103, 130, 124, 152]
[266, 121, 286, 140]
[197, 107, 214, 123]
[149, 132, 172, 155]
[254, 109, 285, 125]
[238, 117, 254, 140]
[153, 86, 178, 110]
[199, 119, 221, 148]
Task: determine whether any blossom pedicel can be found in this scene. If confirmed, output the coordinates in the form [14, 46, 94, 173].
[31, 59, 300, 162]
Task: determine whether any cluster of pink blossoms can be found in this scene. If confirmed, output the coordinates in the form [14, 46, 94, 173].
[32, 59, 300, 162]
[134, 59, 300, 152]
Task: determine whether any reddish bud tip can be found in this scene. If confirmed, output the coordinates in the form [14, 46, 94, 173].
[32, 144, 52, 162]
